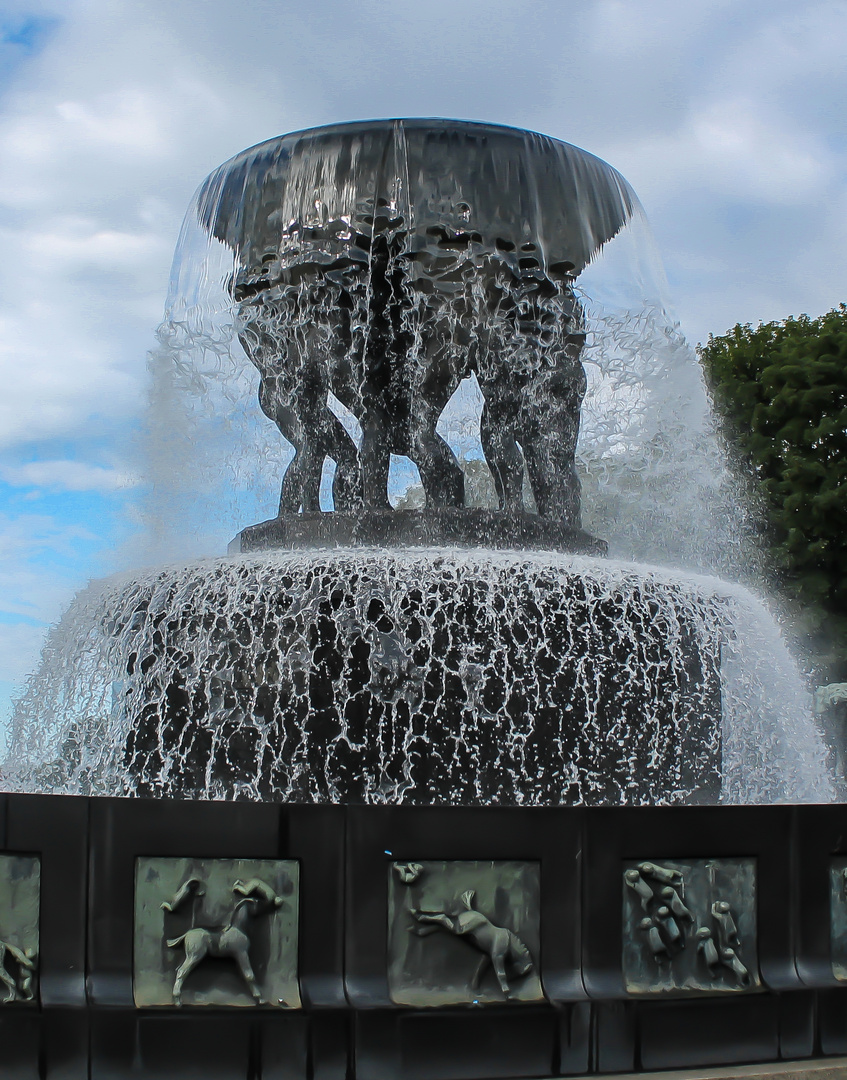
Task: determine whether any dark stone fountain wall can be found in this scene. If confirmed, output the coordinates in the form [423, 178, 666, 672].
[1, 793, 847, 1079]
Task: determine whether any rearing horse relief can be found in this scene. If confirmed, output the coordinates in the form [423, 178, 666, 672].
[411, 889, 535, 998]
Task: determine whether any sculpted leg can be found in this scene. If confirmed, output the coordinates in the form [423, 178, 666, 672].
[0, 954, 17, 1003]
[481, 391, 524, 513]
[411, 399, 465, 509]
[327, 418, 362, 512]
[360, 417, 392, 511]
[409, 316, 467, 508]
[259, 381, 359, 515]
[413, 911, 455, 931]
[234, 948, 262, 1002]
[491, 947, 511, 996]
[265, 400, 313, 515]
[172, 951, 202, 1005]
[522, 353, 587, 527]
[505, 932, 533, 977]
[523, 415, 582, 525]
[248, 327, 345, 515]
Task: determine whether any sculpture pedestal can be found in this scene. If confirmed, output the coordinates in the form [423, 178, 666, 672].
[229, 509, 608, 556]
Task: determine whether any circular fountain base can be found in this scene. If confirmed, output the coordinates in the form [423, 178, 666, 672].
[120, 550, 724, 803]
[22, 549, 735, 804]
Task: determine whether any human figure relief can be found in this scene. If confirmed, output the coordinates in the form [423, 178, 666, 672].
[0, 938, 36, 1003]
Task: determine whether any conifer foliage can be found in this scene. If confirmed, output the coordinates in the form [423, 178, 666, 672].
[698, 305, 847, 677]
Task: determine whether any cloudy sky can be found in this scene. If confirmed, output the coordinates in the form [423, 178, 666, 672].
[0, 0, 845, 734]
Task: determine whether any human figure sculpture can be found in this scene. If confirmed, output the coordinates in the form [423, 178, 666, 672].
[235, 250, 362, 515]
[660, 885, 694, 922]
[237, 239, 588, 523]
[626, 863, 698, 967]
[17, 949, 36, 1001]
[410, 888, 533, 997]
[161, 876, 205, 913]
[234, 212, 470, 516]
[625, 864, 691, 923]
[719, 944, 751, 986]
[710, 899, 750, 986]
[654, 904, 683, 946]
[393, 861, 423, 885]
[638, 915, 669, 958]
[711, 900, 740, 949]
[624, 868, 654, 911]
[475, 256, 587, 527]
[346, 211, 467, 511]
[638, 862, 684, 887]
[164, 877, 283, 1006]
[696, 926, 720, 973]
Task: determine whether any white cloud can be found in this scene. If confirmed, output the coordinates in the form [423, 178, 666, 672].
[0, 460, 137, 492]
[0, 298, 141, 448]
[609, 97, 833, 207]
[582, 0, 737, 60]
[55, 88, 168, 154]
[0, 17, 243, 456]
[0, 0, 841, 422]
[25, 219, 169, 270]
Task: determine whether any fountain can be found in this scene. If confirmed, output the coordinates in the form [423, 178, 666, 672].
[0, 120, 843, 1079]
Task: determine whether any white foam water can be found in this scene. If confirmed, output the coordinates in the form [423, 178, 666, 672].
[3, 550, 831, 804]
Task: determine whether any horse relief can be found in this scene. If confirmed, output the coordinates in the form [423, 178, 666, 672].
[387, 858, 543, 1007]
[161, 877, 283, 1006]
[411, 889, 534, 998]
[134, 856, 300, 1009]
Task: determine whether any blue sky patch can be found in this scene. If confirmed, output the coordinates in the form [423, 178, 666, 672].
[0, 12, 60, 88]
[1, 14, 60, 52]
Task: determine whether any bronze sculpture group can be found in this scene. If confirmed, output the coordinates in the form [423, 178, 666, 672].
[234, 217, 588, 528]
[198, 120, 636, 537]
[624, 862, 753, 990]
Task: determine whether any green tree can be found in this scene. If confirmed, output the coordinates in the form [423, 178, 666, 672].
[698, 304, 847, 679]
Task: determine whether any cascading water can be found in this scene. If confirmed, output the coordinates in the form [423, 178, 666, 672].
[9, 550, 827, 804]
[2, 119, 833, 804]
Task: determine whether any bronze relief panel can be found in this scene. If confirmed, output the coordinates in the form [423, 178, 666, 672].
[134, 857, 299, 1008]
[388, 859, 542, 1007]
